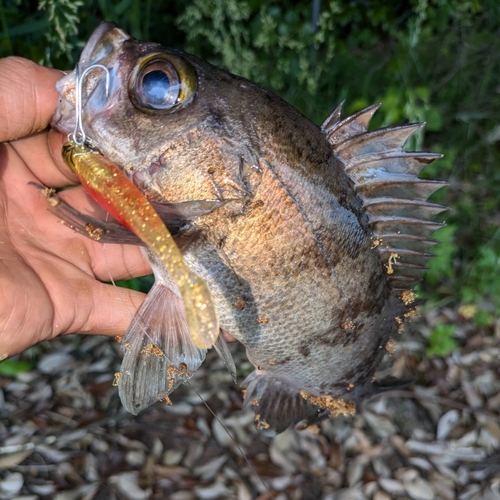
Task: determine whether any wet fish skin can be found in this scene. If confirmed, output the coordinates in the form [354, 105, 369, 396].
[52, 22, 445, 431]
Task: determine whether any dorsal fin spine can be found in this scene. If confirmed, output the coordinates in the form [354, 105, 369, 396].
[321, 100, 345, 132]
[345, 152, 443, 177]
[334, 123, 424, 158]
[323, 102, 448, 292]
[323, 103, 382, 144]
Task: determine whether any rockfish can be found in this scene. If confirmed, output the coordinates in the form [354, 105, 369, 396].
[50, 22, 446, 431]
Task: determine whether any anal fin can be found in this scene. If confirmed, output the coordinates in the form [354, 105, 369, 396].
[242, 371, 319, 432]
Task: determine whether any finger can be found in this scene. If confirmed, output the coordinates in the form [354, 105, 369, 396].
[92, 243, 152, 283]
[27, 248, 147, 339]
[10, 129, 78, 187]
[0, 57, 62, 141]
[48, 128, 78, 184]
[0, 253, 54, 358]
[66, 282, 147, 338]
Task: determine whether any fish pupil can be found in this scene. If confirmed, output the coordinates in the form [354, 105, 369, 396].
[141, 69, 179, 107]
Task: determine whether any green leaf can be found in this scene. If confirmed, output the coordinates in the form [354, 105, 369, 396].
[473, 309, 491, 327]
[115, 275, 154, 293]
[0, 359, 34, 377]
[426, 324, 458, 357]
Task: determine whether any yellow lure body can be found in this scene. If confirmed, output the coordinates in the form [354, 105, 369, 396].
[62, 141, 219, 349]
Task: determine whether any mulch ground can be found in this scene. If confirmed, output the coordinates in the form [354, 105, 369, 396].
[1, 305, 499, 500]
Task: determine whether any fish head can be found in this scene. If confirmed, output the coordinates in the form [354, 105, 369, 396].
[53, 21, 264, 205]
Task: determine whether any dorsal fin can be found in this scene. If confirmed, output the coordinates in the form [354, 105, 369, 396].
[322, 103, 382, 144]
[323, 103, 448, 292]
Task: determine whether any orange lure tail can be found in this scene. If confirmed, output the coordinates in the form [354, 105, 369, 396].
[62, 141, 219, 349]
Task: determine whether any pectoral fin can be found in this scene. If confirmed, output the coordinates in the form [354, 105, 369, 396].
[118, 251, 206, 414]
[151, 199, 228, 220]
[32, 182, 142, 244]
[34, 182, 227, 245]
[34, 182, 226, 246]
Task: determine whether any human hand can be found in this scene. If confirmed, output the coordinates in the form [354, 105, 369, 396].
[0, 57, 151, 358]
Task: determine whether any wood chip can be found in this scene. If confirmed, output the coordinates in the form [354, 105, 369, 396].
[404, 477, 435, 500]
[0, 472, 23, 496]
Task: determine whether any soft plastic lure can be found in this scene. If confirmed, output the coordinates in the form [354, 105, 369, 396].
[62, 140, 219, 350]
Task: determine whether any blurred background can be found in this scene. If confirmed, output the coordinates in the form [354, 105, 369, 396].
[0, 1, 499, 499]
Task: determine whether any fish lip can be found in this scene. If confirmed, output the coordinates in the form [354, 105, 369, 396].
[51, 95, 74, 137]
[79, 21, 117, 65]
[51, 22, 130, 139]
[79, 21, 130, 66]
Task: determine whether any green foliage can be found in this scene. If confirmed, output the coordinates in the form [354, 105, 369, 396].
[115, 275, 154, 293]
[472, 308, 493, 327]
[426, 324, 458, 357]
[38, 0, 84, 64]
[424, 225, 458, 290]
[1, 0, 499, 346]
[462, 244, 500, 310]
[0, 359, 34, 376]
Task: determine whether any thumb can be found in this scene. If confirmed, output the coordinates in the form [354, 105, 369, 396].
[0, 57, 62, 141]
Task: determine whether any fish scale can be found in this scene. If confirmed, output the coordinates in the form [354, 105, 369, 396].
[50, 21, 447, 431]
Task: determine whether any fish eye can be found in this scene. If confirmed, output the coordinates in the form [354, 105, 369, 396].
[129, 53, 197, 114]
[136, 61, 180, 110]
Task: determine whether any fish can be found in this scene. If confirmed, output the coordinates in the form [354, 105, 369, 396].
[50, 21, 447, 432]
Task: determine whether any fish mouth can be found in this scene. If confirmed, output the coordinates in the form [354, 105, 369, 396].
[79, 22, 124, 66]
[51, 22, 130, 140]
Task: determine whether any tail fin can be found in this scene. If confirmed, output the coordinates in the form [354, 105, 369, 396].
[118, 252, 206, 414]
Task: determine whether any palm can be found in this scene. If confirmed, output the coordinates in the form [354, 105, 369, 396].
[0, 58, 150, 357]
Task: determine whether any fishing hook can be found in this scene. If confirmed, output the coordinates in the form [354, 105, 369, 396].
[70, 63, 111, 146]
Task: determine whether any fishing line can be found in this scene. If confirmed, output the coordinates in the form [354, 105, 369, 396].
[100, 243, 271, 496]
[185, 379, 271, 495]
